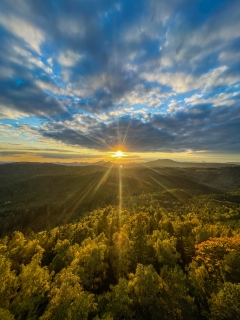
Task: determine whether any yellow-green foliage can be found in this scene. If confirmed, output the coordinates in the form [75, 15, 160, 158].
[1, 190, 240, 319]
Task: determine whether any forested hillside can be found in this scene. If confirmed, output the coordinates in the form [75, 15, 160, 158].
[1, 163, 240, 236]
[1, 186, 240, 319]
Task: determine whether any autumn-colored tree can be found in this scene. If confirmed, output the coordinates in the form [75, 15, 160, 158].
[195, 237, 240, 278]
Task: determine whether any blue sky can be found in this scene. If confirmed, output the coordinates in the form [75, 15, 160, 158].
[0, 0, 240, 162]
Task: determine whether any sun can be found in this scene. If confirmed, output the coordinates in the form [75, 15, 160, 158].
[115, 150, 124, 157]
[111, 149, 127, 159]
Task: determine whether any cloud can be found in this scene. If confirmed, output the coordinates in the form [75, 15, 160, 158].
[11, 46, 52, 74]
[185, 92, 240, 108]
[58, 18, 85, 38]
[58, 50, 83, 67]
[0, 0, 240, 156]
[32, 103, 240, 153]
[140, 66, 239, 94]
[0, 77, 66, 119]
[0, 14, 44, 54]
[0, 105, 27, 119]
[38, 116, 174, 152]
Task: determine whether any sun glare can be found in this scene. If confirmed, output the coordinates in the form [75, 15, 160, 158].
[115, 150, 124, 157]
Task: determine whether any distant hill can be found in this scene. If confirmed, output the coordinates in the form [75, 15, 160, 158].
[54, 161, 91, 166]
[1, 162, 240, 236]
[144, 159, 179, 167]
[52, 159, 240, 168]
[144, 159, 240, 168]
[227, 162, 240, 165]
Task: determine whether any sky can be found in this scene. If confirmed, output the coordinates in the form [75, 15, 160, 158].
[0, 0, 240, 163]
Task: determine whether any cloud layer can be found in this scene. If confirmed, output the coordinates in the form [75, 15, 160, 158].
[0, 0, 239, 155]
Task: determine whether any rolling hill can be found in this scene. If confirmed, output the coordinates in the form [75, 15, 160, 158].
[0, 162, 239, 236]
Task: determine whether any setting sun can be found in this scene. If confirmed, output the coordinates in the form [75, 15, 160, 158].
[110, 149, 128, 160]
[115, 150, 124, 157]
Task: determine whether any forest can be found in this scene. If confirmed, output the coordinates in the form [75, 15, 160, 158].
[1, 163, 240, 319]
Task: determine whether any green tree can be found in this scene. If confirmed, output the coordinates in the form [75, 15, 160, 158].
[41, 268, 95, 320]
[71, 233, 109, 291]
[188, 261, 214, 319]
[209, 282, 240, 320]
[0, 308, 15, 320]
[160, 266, 196, 319]
[111, 230, 131, 279]
[50, 239, 71, 273]
[154, 236, 180, 267]
[129, 213, 151, 267]
[10, 252, 52, 320]
[0, 254, 17, 309]
[220, 251, 240, 283]
[105, 278, 133, 319]
[128, 264, 163, 320]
